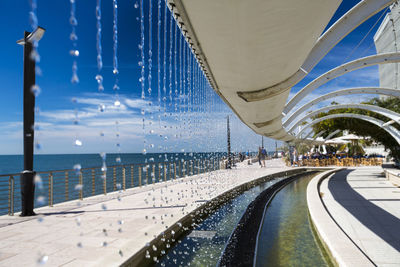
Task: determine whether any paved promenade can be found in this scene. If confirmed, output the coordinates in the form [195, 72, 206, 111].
[0, 159, 289, 267]
[319, 167, 400, 266]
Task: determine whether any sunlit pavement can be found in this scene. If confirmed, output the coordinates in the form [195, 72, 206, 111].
[0, 159, 290, 266]
[320, 167, 400, 266]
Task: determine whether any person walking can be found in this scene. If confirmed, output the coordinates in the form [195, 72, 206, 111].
[257, 147, 262, 167]
[261, 147, 267, 167]
[292, 148, 298, 167]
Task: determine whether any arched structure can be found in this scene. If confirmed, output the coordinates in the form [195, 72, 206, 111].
[295, 113, 400, 145]
[287, 103, 400, 133]
[169, 0, 395, 142]
[237, 0, 395, 102]
[284, 52, 400, 114]
[326, 129, 342, 140]
[314, 130, 326, 139]
[283, 87, 400, 127]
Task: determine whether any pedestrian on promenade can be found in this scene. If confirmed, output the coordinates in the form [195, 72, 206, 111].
[261, 147, 267, 167]
[292, 148, 298, 167]
[257, 147, 263, 167]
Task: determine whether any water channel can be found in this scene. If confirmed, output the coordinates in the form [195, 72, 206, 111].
[156, 172, 331, 266]
[254, 174, 332, 266]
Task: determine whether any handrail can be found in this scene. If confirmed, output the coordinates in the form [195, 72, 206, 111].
[0, 157, 223, 216]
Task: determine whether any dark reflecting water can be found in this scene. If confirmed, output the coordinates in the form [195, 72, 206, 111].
[255, 174, 331, 267]
[156, 177, 284, 267]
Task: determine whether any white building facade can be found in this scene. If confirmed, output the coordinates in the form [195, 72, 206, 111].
[374, 2, 400, 94]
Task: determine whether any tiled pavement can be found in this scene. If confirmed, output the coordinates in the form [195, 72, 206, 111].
[320, 167, 400, 266]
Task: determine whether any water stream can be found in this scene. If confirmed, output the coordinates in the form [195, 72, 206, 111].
[255, 174, 332, 266]
[156, 173, 331, 266]
[156, 177, 283, 267]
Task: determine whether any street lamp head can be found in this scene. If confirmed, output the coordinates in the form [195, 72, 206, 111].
[17, 26, 45, 45]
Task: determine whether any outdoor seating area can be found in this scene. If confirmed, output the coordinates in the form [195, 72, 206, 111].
[285, 156, 384, 167]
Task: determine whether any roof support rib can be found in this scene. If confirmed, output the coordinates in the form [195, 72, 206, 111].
[283, 87, 400, 127]
[284, 52, 400, 114]
[296, 113, 400, 145]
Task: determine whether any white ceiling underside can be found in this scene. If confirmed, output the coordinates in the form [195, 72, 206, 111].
[176, 0, 342, 139]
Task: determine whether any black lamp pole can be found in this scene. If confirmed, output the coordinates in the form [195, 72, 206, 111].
[227, 116, 231, 169]
[17, 27, 45, 216]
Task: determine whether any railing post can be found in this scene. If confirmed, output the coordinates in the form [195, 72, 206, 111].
[49, 172, 53, 207]
[122, 167, 126, 191]
[183, 161, 186, 177]
[131, 165, 134, 187]
[174, 163, 177, 179]
[164, 163, 166, 181]
[102, 170, 107, 195]
[113, 167, 116, 191]
[65, 171, 69, 201]
[158, 163, 161, 182]
[79, 171, 83, 200]
[139, 166, 142, 187]
[8, 176, 14, 216]
[146, 165, 149, 184]
[152, 164, 155, 184]
[197, 160, 200, 174]
[179, 161, 181, 178]
[91, 169, 95, 196]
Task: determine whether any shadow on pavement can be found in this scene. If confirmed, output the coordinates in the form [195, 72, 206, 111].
[327, 169, 400, 253]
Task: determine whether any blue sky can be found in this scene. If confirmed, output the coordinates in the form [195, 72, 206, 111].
[0, 0, 390, 154]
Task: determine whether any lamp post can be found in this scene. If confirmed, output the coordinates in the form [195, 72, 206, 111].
[17, 27, 45, 216]
[227, 115, 231, 169]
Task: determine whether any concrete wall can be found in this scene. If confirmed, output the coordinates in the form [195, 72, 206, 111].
[384, 169, 400, 186]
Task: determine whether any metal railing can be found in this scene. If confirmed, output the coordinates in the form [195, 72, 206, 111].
[0, 158, 221, 216]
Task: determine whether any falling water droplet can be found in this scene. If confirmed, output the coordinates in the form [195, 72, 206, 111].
[71, 73, 79, 84]
[31, 84, 41, 97]
[36, 196, 45, 205]
[70, 32, 78, 41]
[74, 184, 83, 191]
[74, 139, 82, 146]
[69, 49, 80, 57]
[98, 104, 105, 112]
[134, 2, 139, 8]
[73, 164, 81, 173]
[34, 174, 43, 189]
[37, 255, 48, 265]
[69, 16, 78, 26]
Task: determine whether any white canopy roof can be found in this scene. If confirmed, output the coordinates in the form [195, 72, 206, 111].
[170, 0, 342, 137]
